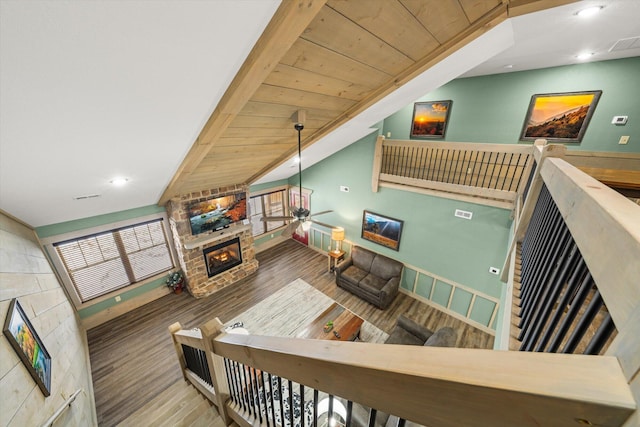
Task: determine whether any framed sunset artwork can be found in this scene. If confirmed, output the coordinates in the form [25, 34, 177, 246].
[520, 91, 602, 142]
[410, 100, 452, 139]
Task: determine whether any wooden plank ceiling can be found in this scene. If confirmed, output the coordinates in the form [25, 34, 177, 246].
[159, 0, 572, 204]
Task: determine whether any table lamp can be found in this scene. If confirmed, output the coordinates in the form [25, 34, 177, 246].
[331, 227, 345, 254]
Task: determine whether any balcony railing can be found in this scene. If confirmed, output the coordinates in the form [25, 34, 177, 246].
[169, 140, 638, 426]
[372, 137, 535, 209]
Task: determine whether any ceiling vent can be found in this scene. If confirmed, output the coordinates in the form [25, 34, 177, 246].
[609, 36, 640, 52]
[72, 194, 101, 201]
[454, 209, 473, 220]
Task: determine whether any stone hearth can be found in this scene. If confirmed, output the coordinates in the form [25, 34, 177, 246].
[166, 184, 259, 298]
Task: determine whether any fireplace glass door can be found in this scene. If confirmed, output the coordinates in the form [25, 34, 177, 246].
[203, 237, 243, 278]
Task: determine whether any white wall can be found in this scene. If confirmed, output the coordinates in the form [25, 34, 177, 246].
[0, 212, 96, 427]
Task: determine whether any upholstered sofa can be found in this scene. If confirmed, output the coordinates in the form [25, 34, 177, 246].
[335, 246, 403, 309]
[384, 314, 458, 347]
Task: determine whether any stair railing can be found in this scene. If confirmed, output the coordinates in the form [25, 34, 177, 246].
[499, 141, 640, 425]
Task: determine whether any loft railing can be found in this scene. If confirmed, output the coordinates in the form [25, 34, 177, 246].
[167, 140, 638, 426]
[170, 317, 634, 427]
[371, 137, 535, 209]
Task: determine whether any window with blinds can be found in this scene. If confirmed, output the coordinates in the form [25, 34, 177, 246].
[249, 189, 287, 237]
[54, 219, 173, 302]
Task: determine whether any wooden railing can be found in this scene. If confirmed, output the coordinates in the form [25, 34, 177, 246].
[372, 136, 535, 209]
[499, 141, 640, 425]
[168, 140, 638, 426]
[170, 316, 635, 427]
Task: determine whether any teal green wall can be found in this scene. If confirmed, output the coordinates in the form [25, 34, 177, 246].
[36, 204, 166, 238]
[76, 276, 167, 319]
[35, 205, 171, 320]
[288, 130, 512, 301]
[383, 58, 639, 152]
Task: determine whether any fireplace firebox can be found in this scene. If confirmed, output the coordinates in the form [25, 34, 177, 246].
[203, 237, 243, 278]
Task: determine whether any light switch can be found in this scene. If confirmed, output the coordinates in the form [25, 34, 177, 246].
[619, 136, 630, 145]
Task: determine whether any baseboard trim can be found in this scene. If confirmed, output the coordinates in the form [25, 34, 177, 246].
[255, 235, 288, 253]
[399, 288, 496, 335]
[82, 285, 172, 330]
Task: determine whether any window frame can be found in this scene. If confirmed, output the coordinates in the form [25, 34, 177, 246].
[248, 185, 290, 237]
[41, 212, 178, 309]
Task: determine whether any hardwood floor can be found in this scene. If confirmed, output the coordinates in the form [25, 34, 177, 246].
[87, 239, 494, 426]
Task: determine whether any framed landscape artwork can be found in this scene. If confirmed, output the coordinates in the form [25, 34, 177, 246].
[520, 91, 602, 142]
[361, 210, 404, 251]
[410, 100, 452, 139]
[3, 299, 51, 396]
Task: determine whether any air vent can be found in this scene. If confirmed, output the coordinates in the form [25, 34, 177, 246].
[609, 36, 640, 52]
[73, 194, 101, 200]
[454, 209, 473, 220]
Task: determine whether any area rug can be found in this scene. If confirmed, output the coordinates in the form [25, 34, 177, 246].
[224, 278, 388, 427]
[226, 277, 389, 343]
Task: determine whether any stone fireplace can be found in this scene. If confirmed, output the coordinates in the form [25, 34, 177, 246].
[166, 184, 259, 298]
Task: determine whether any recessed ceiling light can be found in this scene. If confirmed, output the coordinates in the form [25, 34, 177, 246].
[576, 5, 604, 18]
[503, 64, 514, 69]
[576, 52, 595, 60]
[110, 177, 128, 186]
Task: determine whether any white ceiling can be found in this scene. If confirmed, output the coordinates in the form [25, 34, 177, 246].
[1, 0, 639, 228]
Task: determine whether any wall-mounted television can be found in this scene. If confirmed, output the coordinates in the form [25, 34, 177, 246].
[187, 192, 247, 236]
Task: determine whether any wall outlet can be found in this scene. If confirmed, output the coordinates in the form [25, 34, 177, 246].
[270, 234, 274, 238]
[115, 295, 121, 302]
[387, 132, 391, 138]
[340, 185, 350, 193]
[619, 135, 629, 145]
[489, 267, 500, 275]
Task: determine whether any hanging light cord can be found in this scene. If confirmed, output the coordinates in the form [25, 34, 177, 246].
[295, 123, 304, 213]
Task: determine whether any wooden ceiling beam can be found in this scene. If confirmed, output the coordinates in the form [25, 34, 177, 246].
[158, 0, 328, 205]
[248, 2, 510, 184]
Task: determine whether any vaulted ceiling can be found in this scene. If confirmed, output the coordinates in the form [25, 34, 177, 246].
[2, 0, 638, 227]
[159, 0, 555, 204]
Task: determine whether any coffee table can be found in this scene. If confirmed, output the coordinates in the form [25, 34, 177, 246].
[296, 302, 364, 341]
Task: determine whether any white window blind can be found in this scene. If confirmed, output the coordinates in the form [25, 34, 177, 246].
[54, 219, 173, 302]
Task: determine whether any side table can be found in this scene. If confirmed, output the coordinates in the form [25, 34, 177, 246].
[327, 250, 346, 273]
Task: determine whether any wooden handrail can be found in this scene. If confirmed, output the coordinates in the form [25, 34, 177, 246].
[173, 327, 206, 350]
[540, 157, 640, 329]
[213, 333, 634, 427]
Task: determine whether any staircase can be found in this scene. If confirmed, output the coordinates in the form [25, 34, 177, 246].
[117, 381, 223, 427]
